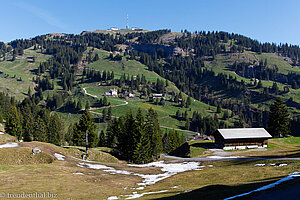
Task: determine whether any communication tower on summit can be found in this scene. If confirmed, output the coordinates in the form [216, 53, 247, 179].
[126, 14, 129, 29]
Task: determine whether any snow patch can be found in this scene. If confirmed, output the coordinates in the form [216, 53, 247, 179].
[171, 185, 181, 189]
[277, 163, 288, 167]
[207, 156, 240, 159]
[54, 153, 65, 161]
[0, 142, 19, 148]
[107, 196, 119, 200]
[0, 131, 4, 135]
[128, 161, 202, 186]
[133, 187, 144, 190]
[269, 163, 288, 167]
[78, 161, 202, 199]
[73, 172, 84, 175]
[254, 164, 265, 167]
[207, 165, 213, 167]
[224, 172, 300, 200]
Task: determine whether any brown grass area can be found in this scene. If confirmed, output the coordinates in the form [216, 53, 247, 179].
[0, 147, 53, 165]
[0, 138, 299, 199]
[0, 133, 17, 143]
[141, 160, 300, 199]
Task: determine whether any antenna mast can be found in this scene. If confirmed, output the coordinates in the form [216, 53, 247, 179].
[126, 14, 129, 29]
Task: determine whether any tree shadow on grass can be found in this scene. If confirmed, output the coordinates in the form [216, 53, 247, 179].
[190, 142, 216, 149]
[156, 176, 289, 200]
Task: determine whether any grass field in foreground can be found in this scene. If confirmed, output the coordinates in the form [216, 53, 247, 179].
[0, 146, 299, 199]
[0, 137, 299, 199]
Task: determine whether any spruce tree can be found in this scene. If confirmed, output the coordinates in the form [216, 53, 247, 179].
[217, 104, 222, 113]
[33, 116, 47, 142]
[146, 108, 162, 159]
[98, 130, 107, 147]
[5, 105, 23, 140]
[132, 108, 150, 163]
[22, 105, 34, 142]
[77, 99, 82, 111]
[102, 108, 107, 122]
[268, 98, 290, 137]
[85, 100, 90, 110]
[73, 110, 98, 147]
[107, 107, 112, 120]
[48, 113, 64, 145]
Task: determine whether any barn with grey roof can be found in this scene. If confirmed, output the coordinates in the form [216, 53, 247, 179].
[214, 128, 272, 150]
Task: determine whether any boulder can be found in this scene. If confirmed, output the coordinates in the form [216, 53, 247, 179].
[32, 147, 42, 155]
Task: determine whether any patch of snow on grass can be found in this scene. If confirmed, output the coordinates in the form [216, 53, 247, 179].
[79, 161, 202, 199]
[207, 156, 240, 159]
[129, 161, 202, 186]
[277, 163, 288, 167]
[207, 165, 213, 167]
[107, 196, 119, 200]
[73, 172, 84, 175]
[224, 172, 300, 200]
[0, 142, 19, 148]
[54, 153, 65, 161]
[77, 163, 134, 175]
[134, 187, 144, 190]
[171, 185, 181, 189]
[0, 131, 4, 135]
[254, 164, 265, 167]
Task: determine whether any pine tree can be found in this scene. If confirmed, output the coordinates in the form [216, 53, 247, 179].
[65, 123, 74, 145]
[33, 116, 47, 142]
[98, 130, 107, 147]
[5, 105, 23, 140]
[102, 108, 107, 122]
[48, 113, 64, 145]
[77, 99, 82, 110]
[85, 100, 90, 110]
[22, 105, 34, 142]
[73, 110, 98, 147]
[107, 107, 112, 120]
[28, 87, 33, 98]
[217, 104, 222, 113]
[146, 108, 162, 159]
[268, 98, 290, 137]
[185, 119, 190, 130]
[132, 108, 150, 163]
[186, 96, 192, 108]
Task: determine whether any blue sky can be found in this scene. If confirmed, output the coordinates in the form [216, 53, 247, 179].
[1, 0, 299, 45]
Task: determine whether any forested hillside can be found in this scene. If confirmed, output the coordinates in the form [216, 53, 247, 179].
[0, 29, 299, 163]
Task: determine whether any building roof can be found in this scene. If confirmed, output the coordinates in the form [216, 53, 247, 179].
[217, 128, 272, 139]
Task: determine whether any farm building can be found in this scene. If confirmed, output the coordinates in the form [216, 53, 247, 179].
[214, 128, 272, 150]
[152, 94, 163, 99]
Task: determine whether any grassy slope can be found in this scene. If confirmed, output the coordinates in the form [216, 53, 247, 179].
[0, 47, 50, 100]
[81, 50, 233, 133]
[205, 51, 300, 117]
